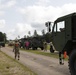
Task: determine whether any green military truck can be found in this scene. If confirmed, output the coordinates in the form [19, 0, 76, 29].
[46, 13, 76, 75]
[30, 37, 44, 50]
[0, 32, 5, 47]
[19, 37, 44, 50]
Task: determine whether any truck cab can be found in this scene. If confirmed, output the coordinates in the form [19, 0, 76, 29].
[52, 13, 76, 54]
[49, 13, 76, 75]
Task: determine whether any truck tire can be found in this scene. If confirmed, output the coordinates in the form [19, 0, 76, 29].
[35, 47, 37, 50]
[69, 50, 76, 75]
[41, 47, 44, 50]
[50, 46, 54, 53]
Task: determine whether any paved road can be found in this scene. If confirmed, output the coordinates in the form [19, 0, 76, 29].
[1, 47, 70, 75]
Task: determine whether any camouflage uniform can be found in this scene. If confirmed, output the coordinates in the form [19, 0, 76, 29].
[14, 41, 20, 60]
[43, 41, 47, 51]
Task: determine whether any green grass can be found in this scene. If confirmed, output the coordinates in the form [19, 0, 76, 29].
[21, 48, 59, 58]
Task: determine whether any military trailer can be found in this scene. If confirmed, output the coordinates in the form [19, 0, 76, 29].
[46, 13, 76, 75]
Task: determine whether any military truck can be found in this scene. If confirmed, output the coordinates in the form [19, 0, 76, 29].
[19, 37, 44, 50]
[29, 37, 44, 50]
[0, 32, 5, 47]
[46, 13, 76, 75]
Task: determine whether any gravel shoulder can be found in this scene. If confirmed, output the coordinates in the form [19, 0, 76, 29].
[1, 47, 70, 75]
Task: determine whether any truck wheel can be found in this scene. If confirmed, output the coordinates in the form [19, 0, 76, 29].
[69, 50, 76, 75]
[50, 46, 54, 53]
[41, 47, 44, 50]
[2, 44, 5, 47]
[51, 50, 54, 53]
[35, 47, 37, 50]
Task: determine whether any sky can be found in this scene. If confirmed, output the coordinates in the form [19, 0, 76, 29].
[0, 0, 76, 40]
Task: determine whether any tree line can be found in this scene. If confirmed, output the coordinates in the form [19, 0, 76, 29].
[0, 29, 51, 43]
[23, 29, 51, 43]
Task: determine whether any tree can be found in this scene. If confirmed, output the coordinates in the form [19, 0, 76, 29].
[28, 31, 31, 35]
[33, 30, 38, 37]
[24, 35, 26, 38]
[27, 35, 29, 38]
[42, 29, 45, 35]
[18, 35, 20, 38]
[28, 31, 31, 37]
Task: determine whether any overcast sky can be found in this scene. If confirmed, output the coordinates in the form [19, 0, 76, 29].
[0, 0, 76, 40]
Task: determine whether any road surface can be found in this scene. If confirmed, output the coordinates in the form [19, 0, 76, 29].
[1, 47, 70, 75]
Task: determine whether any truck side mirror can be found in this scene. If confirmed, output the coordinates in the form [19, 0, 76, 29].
[45, 22, 48, 27]
[45, 21, 51, 32]
[48, 22, 51, 32]
[49, 26, 51, 32]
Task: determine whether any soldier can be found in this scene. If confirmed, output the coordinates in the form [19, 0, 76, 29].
[14, 40, 20, 60]
[25, 41, 29, 50]
[43, 40, 47, 52]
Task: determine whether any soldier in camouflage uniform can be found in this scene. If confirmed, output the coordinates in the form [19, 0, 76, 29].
[43, 41, 47, 52]
[14, 40, 20, 60]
